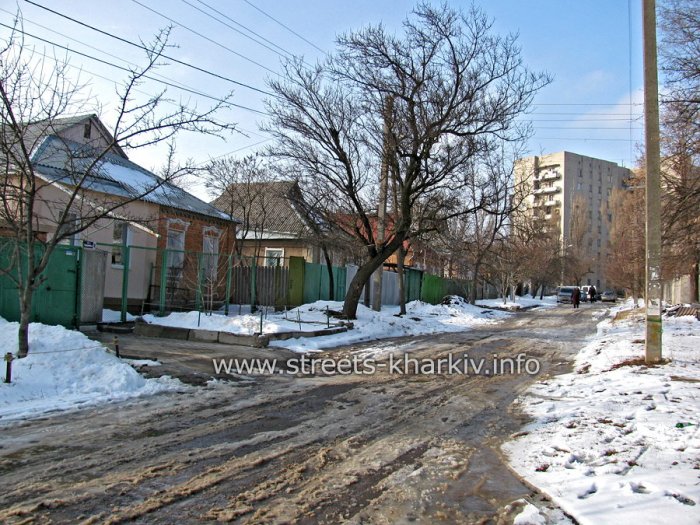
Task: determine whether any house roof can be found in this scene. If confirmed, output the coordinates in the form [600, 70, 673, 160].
[211, 181, 315, 237]
[19, 114, 127, 159]
[31, 134, 237, 222]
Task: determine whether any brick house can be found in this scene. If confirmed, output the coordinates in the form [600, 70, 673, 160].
[18, 114, 239, 312]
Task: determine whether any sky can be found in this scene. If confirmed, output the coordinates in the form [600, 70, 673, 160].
[1, 0, 646, 199]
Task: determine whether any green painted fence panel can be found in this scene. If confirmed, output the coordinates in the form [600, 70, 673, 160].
[0, 242, 80, 327]
[303, 262, 323, 304]
[288, 256, 305, 307]
[404, 268, 423, 303]
[420, 273, 447, 305]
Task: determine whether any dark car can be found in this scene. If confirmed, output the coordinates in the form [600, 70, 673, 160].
[601, 290, 617, 302]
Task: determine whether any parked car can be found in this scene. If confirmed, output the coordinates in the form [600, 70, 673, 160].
[600, 290, 617, 302]
[557, 286, 577, 304]
[580, 285, 591, 302]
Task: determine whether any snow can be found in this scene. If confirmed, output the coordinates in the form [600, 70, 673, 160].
[503, 304, 700, 525]
[513, 501, 546, 525]
[0, 317, 183, 423]
[101, 309, 136, 323]
[476, 295, 557, 310]
[142, 297, 509, 353]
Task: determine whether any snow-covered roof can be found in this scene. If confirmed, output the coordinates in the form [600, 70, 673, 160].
[31, 136, 238, 222]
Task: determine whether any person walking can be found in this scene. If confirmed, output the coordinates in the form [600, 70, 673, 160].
[572, 287, 581, 309]
[588, 285, 597, 303]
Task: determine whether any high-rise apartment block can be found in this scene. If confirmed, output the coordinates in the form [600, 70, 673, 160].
[516, 151, 631, 289]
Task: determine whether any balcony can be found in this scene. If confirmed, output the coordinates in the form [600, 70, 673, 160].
[543, 199, 560, 207]
[540, 171, 561, 181]
[540, 186, 560, 194]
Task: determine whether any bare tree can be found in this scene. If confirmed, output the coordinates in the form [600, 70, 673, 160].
[0, 19, 235, 356]
[563, 194, 594, 285]
[265, 3, 549, 318]
[658, 0, 700, 301]
[606, 181, 645, 303]
[206, 154, 276, 262]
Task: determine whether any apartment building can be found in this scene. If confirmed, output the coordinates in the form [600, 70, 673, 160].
[516, 151, 631, 289]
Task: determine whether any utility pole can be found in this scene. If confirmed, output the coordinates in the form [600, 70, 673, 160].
[642, 0, 662, 363]
[372, 96, 393, 311]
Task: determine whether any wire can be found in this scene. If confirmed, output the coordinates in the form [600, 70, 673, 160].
[242, 0, 327, 55]
[534, 137, 639, 142]
[0, 22, 270, 116]
[30, 46, 270, 141]
[23, 0, 275, 97]
[129, 0, 278, 76]
[183, 0, 298, 63]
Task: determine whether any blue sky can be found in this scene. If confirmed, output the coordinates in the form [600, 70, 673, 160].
[2, 1, 645, 197]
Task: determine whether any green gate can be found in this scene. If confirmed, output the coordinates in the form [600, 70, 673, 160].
[0, 242, 81, 327]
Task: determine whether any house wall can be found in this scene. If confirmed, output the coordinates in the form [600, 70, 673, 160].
[150, 208, 237, 309]
[237, 239, 318, 266]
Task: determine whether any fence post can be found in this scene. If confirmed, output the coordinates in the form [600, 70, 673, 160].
[251, 256, 257, 312]
[4, 352, 12, 383]
[120, 245, 130, 323]
[195, 252, 203, 311]
[159, 250, 168, 315]
[225, 254, 232, 316]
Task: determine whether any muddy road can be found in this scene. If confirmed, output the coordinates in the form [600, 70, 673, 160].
[0, 305, 600, 524]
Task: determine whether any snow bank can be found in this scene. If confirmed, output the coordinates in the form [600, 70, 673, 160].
[101, 309, 135, 323]
[476, 295, 557, 310]
[270, 297, 509, 352]
[140, 297, 508, 353]
[503, 306, 700, 525]
[0, 318, 183, 422]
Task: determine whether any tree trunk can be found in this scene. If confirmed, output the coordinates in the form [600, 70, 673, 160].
[18, 287, 33, 358]
[344, 253, 394, 319]
[322, 244, 335, 301]
[396, 245, 406, 316]
[468, 261, 482, 305]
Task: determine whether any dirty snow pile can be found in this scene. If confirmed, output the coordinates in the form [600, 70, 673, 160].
[141, 297, 508, 352]
[503, 305, 700, 525]
[0, 317, 183, 422]
[476, 295, 557, 310]
[271, 297, 509, 352]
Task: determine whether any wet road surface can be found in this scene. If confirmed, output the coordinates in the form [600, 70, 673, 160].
[0, 304, 601, 524]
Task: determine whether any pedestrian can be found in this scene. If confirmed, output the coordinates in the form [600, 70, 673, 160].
[572, 287, 580, 309]
[589, 285, 597, 303]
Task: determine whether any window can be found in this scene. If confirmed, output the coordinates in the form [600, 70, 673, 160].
[264, 248, 284, 267]
[166, 229, 185, 268]
[112, 221, 131, 266]
[576, 182, 583, 190]
[83, 122, 91, 139]
[202, 227, 221, 280]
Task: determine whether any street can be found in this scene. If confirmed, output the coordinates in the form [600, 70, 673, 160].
[0, 305, 601, 524]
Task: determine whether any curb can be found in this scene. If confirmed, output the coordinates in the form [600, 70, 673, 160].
[133, 320, 349, 348]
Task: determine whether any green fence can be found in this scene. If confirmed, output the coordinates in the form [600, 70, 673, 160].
[300, 260, 347, 305]
[419, 272, 469, 305]
[0, 242, 81, 327]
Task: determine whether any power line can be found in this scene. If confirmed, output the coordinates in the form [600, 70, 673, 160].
[534, 137, 639, 142]
[532, 103, 643, 106]
[129, 0, 279, 76]
[31, 47, 270, 141]
[182, 0, 296, 62]
[23, 0, 275, 97]
[1, 22, 269, 116]
[242, 0, 326, 55]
